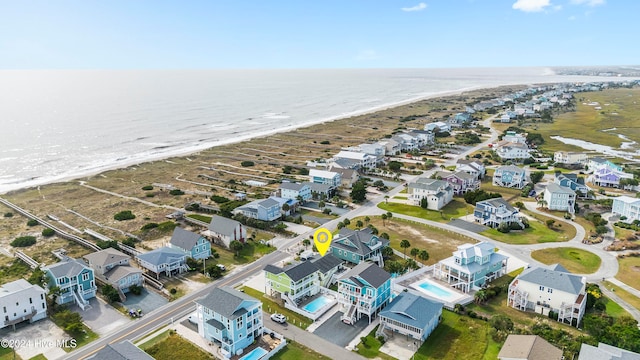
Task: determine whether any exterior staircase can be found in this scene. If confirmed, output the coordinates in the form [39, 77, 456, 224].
[341, 302, 357, 325]
[73, 289, 92, 311]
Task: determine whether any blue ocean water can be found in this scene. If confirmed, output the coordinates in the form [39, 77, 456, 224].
[0, 68, 614, 193]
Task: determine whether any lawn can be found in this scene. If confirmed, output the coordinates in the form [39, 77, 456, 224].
[415, 310, 500, 360]
[138, 329, 172, 350]
[271, 341, 331, 360]
[531, 247, 601, 274]
[378, 199, 474, 223]
[0, 347, 19, 360]
[241, 287, 313, 329]
[603, 280, 640, 312]
[214, 239, 276, 267]
[355, 326, 397, 360]
[144, 332, 214, 360]
[482, 217, 573, 245]
[28, 355, 46, 360]
[299, 209, 337, 220]
[615, 255, 640, 291]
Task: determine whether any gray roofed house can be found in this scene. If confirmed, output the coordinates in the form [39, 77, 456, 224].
[135, 247, 188, 279]
[265, 260, 318, 282]
[328, 166, 360, 188]
[302, 181, 333, 198]
[578, 342, 640, 360]
[87, 340, 154, 360]
[310, 253, 342, 274]
[83, 248, 130, 271]
[407, 178, 454, 210]
[196, 286, 259, 320]
[378, 291, 443, 342]
[207, 214, 246, 249]
[83, 248, 143, 295]
[233, 197, 282, 221]
[331, 157, 361, 170]
[518, 266, 584, 295]
[168, 227, 211, 260]
[330, 227, 390, 265]
[45, 257, 96, 309]
[497, 335, 563, 360]
[338, 261, 392, 324]
[341, 261, 391, 289]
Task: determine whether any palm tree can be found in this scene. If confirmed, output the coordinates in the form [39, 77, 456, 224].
[302, 239, 310, 248]
[384, 195, 389, 204]
[410, 248, 420, 259]
[368, 225, 379, 235]
[356, 220, 364, 229]
[418, 250, 429, 263]
[474, 289, 488, 304]
[386, 212, 393, 221]
[381, 213, 387, 226]
[400, 239, 411, 257]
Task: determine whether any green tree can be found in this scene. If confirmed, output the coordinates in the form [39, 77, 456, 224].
[356, 220, 364, 229]
[101, 284, 120, 303]
[48, 286, 61, 310]
[381, 246, 394, 258]
[42, 228, 55, 237]
[302, 239, 310, 248]
[379, 232, 390, 240]
[11, 236, 36, 247]
[418, 250, 429, 262]
[364, 216, 371, 224]
[27, 219, 39, 226]
[114, 210, 136, 221]
[400, 239, 411, 256]
[381, 213, 387, 226]
[28, 267, 47, 287]
[230, 240, 244, 257]
[350, 181, 367, 203]
[410, 247, 419, 259]
[388, 161, 403, 172]
[343, 218, 351, 226]
[530, 171, 544, 184]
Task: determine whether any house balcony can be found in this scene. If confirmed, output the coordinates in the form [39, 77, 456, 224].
[3, 309, 38, 327]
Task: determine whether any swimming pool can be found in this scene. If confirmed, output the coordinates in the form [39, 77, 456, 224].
[239, 347, 268, 360]
[416, 280, 454, 299]
[409, 278, 471, 306]
[302, 295, 333, 313]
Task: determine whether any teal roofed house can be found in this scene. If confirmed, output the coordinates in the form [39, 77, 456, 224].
[195, 286, 264, 358]
[45, 257, 96, 311]
[377, 291, 443, 342]
[330, 228, 389, 266]
[168, 227, 211, 260]
[338, 262, 392, 325]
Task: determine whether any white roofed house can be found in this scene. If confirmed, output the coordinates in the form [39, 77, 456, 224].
[0, 279, 47, 330]
[493, 165, 527, 189]
[455, 159, 485, 180]
[407, 177, 453, 210]
[424, 121, 451, 133]
[308, 168, 341, 188]
[553, 151, 587, 166]
[357, 143, 386, 162]
[612, 196, 640, 224]
[407, 130, 435, 147]
[543, 183, 576, 215]
[507, 265, 587, 327]
[377, 139, 401, 156]
[206, 215, 247, 249]
[331, 151, 376, 170]
[391, 133, 420, 152]
[494, 141, 531, 161]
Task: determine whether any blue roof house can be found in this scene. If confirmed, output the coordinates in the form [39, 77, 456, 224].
[377, 291, 443, 342]
[136, 247, 189, 279]
[168, 227, 211, 260]
[330, 228, 389, 266]
[45, 257, 97, 310]
[194, 286, 264, 358]
[233, 198, 281, 221]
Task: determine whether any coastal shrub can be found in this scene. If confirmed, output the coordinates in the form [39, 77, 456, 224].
[463, 189, 501, 205]
[10, 236, 36, 247]
[298, 168, 309, 175]
[282, 165, 292, 174]
[320, 140, 330, 145]
[145, 193, 155, 198]
[3, 212, 13, 218]
[114, 210, 136, 221]
[240, 161, 255, 167]
[530, 171, 544, 184]
[169, 189, 185, 196]
[129, 284, 142, 295]
[122, 237, 137, 248]
[141, 223, 159, 230]
[97, 240, 120, 250]
[141, 185, 154, 191]
[157, 221, 178, 232]
[42, 228, 55, 237]
[27, 219, 39, 226]
[101, 284, 120, 303]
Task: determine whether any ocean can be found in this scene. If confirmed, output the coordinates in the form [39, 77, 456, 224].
[0, 67, 618, 194]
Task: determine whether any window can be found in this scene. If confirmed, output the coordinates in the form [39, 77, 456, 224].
[547, 288, 553, 293]
[29, 298, 32, 304]
[42, 303, 45, 309]
[3, 307, 5, 313]
[82, 273, 90, 281]
[196, 247, 200, 253]
[539, 286, 544, 291]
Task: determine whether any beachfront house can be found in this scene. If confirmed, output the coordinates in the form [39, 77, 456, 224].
[612, 196, 640, 223]
[498, 335, 563, 360]
[577, 343, 640, 360]
[435, 170, 480, 195]
[424, 121, 451, 133]
[308, 169, 341, 188]
[494, 142, 531, 161]
[507, 265, 587, 327]
[302, 181, 334, 199]
[168, 227, 211, 260]
[407, 178, 454, 210]
[135, 247, 189, 279]
[377, 139, 401, 156]
[338, 262, 392, 325]
[195, 286, 263, 358]
[0, 279, 47, 330]
[587, 167, 633, 188]
[86, 340, 154, 360]
[45, 257, 96, 310]
[543, 183, 576, 215]
[331, 151, 376, 170]
[473, 198, 523, 229]
[555, 173, 590, 197]
[206, 215, 247, 249]
[233, 198, 281, 221]
[433, 242, 508, 293]
[330, 228, 389, 266]
[278, 182, 312, 202]
[83, 248, 143, 298]
[391, 133, 420, 152]
[376, 291, 443, 343]
[407, 130, 435, 147]
[554, 151, 588, 166]
[587, 157, 623, 172]
[455, 159, 485, 180]
[492, 165, 527, 189]
[328, 166, 359, 188]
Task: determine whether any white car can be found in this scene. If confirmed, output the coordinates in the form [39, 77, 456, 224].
[270, 313, 286, 324]
[188, 312, 198, 324]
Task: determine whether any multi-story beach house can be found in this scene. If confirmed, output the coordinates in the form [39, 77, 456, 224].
[449, 112, 473, 127]
[587, 157, 623, 172]
[331, 151, 376, 169]
[554, 151, 588, 166]
[455, 159, 485, 179]
[502, 131, 527, 144]
[407, 130, 435, 147]
[543, 183, 576, 214]
[135, 247, 189, 279]
[376, 291, 443, 343]
[377, 139, 401, 156]
[278, 182, 312, 202]
[308, 169, 341, 188]
[45, 257, 96, 310]
[612, 196, 640, 223]
[473, 198, 523, 229]
[492, 165, 527, 189]
[391, 133, 420, 152]
[83, 248, 143, 299]
[424, 121, 451, 133]
[206, 215, 247, 248]
[168, 227, 211, 260]
[587, 166, 633, 188]
[498, 335, 563, 360]
[435, 170, 480, 195]
[233, 198, 281, 221]
[507, 265, 586, 327]
[328, 166, 359, 188]
[0, 279, 47, 330]
[302, 181, 334, 199]
[330, 228, 389, 266]
[494, 142, 531, 161]
[433, 242, 508, 293]
[555, 173, 590, 197]
[86, 340, 154, 360]
[194, 286, 263, 358]
[338, 262, 392, 325]
[406, 178, 453, 210]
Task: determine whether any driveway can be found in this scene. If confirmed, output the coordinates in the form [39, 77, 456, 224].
[121, 288, 169, 316]
[312, 311, 370, 347]
[68, 297, 129, 336]
[448, 218, 488, 233]
[0, 319, 68, 360]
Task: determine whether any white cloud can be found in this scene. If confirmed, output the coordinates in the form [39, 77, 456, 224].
[401, 2, 427, 12]
[570, 0, 605, 6]
[512, 0, 552, 12]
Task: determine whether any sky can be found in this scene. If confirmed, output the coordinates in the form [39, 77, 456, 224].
[0, 0, 637, 69]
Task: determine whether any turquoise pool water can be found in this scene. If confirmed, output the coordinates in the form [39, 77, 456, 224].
[416, 281, 453, 299]
[302, 296, 332, 313]
[239, 347, 268, 360]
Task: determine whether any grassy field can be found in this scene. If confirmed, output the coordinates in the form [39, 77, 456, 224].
[138, 329, 172, 350]
[415, 310, 500, 360]
[271, 341, 331, 360]
[28, 355, 46, 360]
[481, 218, 573, 245]
[615, 255, 640, 291]
[144, 332, 214, 360]
[603, 280, 640, 312]
[355, 326, 397, 360]
[534, 88, 640, 152]
[378, 199, 474, 223]
[530, 247, 601, 274]
[0, 347, 19, 360]
[241, 287, 313, 329]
